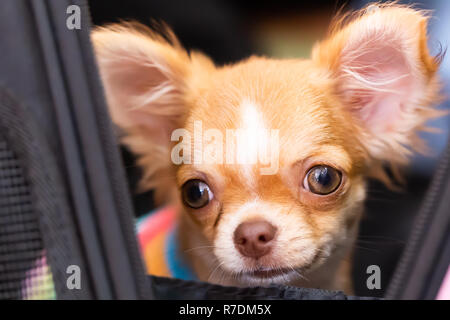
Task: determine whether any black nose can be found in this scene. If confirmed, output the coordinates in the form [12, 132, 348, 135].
[233, 220, 277, 259]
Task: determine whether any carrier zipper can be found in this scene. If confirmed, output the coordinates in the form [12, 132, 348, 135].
[386, 141, 450, 299]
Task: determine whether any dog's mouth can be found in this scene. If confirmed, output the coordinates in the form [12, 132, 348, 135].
[245, 267, 294, 279]
[239, 247, 328, 282]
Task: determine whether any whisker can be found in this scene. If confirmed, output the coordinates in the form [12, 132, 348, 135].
[184, 245, 217, 253]
[287, 263, 309, 282]
[207, 261, 225, 283]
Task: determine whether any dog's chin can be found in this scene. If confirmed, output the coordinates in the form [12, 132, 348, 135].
[239, 268, 300, 286]
[223, 246, 333, 287]
[223, 264, 314, 287]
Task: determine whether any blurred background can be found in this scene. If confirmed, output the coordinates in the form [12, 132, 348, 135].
[87, 0, 449, 297]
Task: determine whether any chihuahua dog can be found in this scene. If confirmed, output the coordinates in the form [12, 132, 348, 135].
[92, 3, 443, 293]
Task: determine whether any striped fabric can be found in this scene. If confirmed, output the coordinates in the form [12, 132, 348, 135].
[21, 253, 55, 300]
[137, 206, 196, 280]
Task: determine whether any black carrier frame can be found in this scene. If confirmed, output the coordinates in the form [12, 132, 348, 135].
[0, 0, 448, 300]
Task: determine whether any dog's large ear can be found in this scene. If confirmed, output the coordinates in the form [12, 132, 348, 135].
[92, 23, 193, 141]
[313, 4, 443, 167]
[92, 23, 213, 197]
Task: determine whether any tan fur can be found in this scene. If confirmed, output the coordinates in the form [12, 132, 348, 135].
[92, 3, 444, 292]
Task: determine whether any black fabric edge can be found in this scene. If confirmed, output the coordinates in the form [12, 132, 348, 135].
[32, 0, 152, 299]
[71, 0, 153, 299]
[29, 0, 114, 299]
[149, 276, 380, 300]
[386, 138, 450, 299]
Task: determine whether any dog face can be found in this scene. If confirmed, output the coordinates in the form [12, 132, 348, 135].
[173, 59, 368, 284]
[93, 4, 442, 285]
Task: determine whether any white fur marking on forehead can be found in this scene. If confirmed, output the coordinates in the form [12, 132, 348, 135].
[236, 100, 268, 185]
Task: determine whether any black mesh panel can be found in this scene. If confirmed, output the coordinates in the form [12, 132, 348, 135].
[0, 136, 54, 300]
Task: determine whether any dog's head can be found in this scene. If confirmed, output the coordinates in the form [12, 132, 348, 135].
[93, 4, 443, 285]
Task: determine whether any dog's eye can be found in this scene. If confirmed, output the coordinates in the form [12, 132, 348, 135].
[182, 179, 213, 209]
[303, 165, 342, 195]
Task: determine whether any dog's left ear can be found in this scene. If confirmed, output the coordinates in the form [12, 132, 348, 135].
[313, 5, 443, 165]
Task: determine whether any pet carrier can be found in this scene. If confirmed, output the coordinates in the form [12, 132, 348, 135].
[0, 0, 448, 300]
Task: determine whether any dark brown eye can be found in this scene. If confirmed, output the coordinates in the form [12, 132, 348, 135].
[181, 179, 213, 209]
[303, 165, 342, 195]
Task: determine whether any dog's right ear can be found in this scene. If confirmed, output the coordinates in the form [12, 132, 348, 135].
[92, 23, 214, 196]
